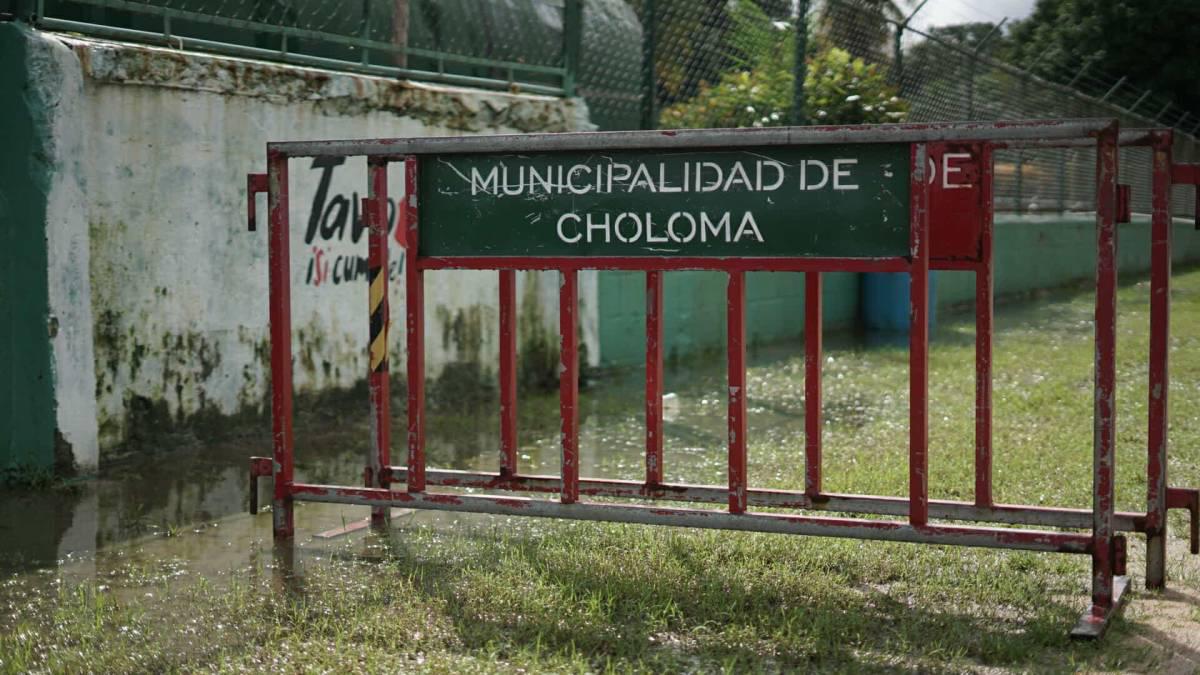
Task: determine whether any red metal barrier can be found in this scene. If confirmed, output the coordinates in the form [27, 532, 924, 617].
[247, 120, 1199, 640]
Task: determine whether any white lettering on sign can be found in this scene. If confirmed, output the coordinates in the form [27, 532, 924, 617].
[554, 211, 762, 245]
[925, 152, 975, 189]
[465, 156, 873, 247]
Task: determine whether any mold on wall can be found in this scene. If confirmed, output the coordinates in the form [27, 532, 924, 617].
[21, 28, 597, 463]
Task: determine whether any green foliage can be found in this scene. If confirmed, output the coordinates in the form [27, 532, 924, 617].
[658, 1, 908, 129]
[1004, 0, 1200, 116]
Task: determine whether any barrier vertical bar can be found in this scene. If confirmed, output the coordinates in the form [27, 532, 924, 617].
[728, 271, 747, 514]
[499, 270, 518, 478]
[267, 150, 294, 540]
[804, 271, 822, 497]
[909, 143, 930, 527]
[560, 270, 580, 504]
[975, 143, 995, 508]
[404, 155, 426, 493]
[1146, 130, 1173, 590]
[1076, 123, 1120, 637]
[646, 271, 664, 485]
[366, 159, 391, 528]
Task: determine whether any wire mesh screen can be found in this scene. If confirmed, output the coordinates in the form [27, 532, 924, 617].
[617, 0, 1198, 218]
[25, 0, 1200, 216]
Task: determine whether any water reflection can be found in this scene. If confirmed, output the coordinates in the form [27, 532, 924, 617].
[1, 331, 889, 574]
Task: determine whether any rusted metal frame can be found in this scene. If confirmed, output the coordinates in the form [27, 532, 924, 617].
[366, 159, 391, 528]
[1167, 488, 1200, 554]
[975, 142, 995, 508]
[267, 151, 295, 540]
[804, 272, 822, 497]
[1171, 163, 1200, 229]
[248, 456, 272, 515]
[418, 257, 911, 273]
[997, 129, 1158, 150]
[382, 466, 1146, 531]
[246, 173, 267, 232]
[265, 119, 1116, 159]
[645, 271, 664, 486]
[560, 270, 580, 504]
[1073, 123, 1124, 640]
[1146, 130, 1173, 589]
[909, 143, 931, 526]
[499, 270, 518, 478]
[404, 156, 426, 494]
[728, 271, 748, 514]
[288, 482, 1095, 554]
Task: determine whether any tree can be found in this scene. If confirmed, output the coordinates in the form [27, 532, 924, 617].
[817, 0, 910, 62]
[1004, 0, 1200, 116]
[658, 0, 907, 129]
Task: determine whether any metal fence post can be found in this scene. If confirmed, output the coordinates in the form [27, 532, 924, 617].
[964, 19, 1005, 120]
[562, 0, 583, 98]
[639, 0, 657, 130]
[791, 0, 809, 125]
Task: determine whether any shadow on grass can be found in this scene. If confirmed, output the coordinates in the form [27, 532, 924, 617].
[345, 525, 1096, 671]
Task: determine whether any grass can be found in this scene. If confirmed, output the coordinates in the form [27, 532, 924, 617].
[3, 269, 1200, 673]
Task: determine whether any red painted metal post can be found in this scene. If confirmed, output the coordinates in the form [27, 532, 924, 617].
[646, 271, 665, 485]
[728, 271, 748, 514]
[1146, 130, 1173, 589]
[1085, 124, 1120, 629]
[975, 143, 995, 508]
[909, 144, 931, 527]
[366, 161, 392, 528]
[499, 270, 518, 478]
[804, 271, 823, 498]
[267, 151, 295, 540]
[560, 270, 580, 504]
[404, 156, 426, 493]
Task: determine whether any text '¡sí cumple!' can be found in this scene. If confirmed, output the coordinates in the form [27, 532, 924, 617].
[462, 158, 863, 246]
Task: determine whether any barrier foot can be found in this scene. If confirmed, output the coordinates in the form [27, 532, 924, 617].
[1070, 576, 1130, 640]
[249, 456, 272, 515]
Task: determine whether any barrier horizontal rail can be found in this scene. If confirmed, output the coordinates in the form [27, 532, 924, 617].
[247, 118, 1200, 641]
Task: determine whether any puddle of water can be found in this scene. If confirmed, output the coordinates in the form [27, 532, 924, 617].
[0, 278, 1121, 578]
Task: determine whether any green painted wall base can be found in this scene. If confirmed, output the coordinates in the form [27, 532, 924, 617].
[597, 215, 1200, 368]
[0, 23, 57, 473]
[599, 271, 859, 367]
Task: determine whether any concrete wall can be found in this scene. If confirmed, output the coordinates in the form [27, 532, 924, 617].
[1, 25, 597, 471]
[598, 271, 860, 367]
[596, 215, 1200, 367]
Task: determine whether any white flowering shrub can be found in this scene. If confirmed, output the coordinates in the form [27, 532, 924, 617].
[659, 1, 908, 129]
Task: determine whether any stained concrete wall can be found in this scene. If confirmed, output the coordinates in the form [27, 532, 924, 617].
[3, 25, 597, 470]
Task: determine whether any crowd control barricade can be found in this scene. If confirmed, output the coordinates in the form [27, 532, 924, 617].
[247, 119, 1200, 639]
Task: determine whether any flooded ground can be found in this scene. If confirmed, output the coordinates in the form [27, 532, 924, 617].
[2, 271, 1200, 672]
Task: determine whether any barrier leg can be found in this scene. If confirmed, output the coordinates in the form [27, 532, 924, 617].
[909, 144, 930, 527]
[646, 271, 664, 486]
[804, 271, 822, 498]
[404, 156, 426, 493]
[500, 270, 518, 478]
[560, 270, 580, 504]
[1073, 123, 1127, 639]
[975, 145, 995, 508]
[366, 159, 391, 529]
[1146, 130, 1173, 590]
[267, 151, 295, 540]
[728, 271, 747, 514]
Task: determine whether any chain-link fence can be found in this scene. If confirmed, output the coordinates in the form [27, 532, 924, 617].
[13, 0, 1197, 216]
[19, 0, 590, 95]
[614, 0, 1198, 217]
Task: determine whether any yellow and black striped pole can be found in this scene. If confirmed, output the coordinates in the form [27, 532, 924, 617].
[365, 158, 391, 529]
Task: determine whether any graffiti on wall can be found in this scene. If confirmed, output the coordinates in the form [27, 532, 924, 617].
[303, 157, 407, 287]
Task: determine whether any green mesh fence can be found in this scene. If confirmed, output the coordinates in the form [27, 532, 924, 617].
[21, 0, 1198, 216]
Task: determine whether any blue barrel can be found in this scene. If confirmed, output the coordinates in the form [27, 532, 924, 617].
[861, 272, 938, 333]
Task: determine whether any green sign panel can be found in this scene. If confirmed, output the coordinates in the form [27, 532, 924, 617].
[418, 144, 911, 258]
